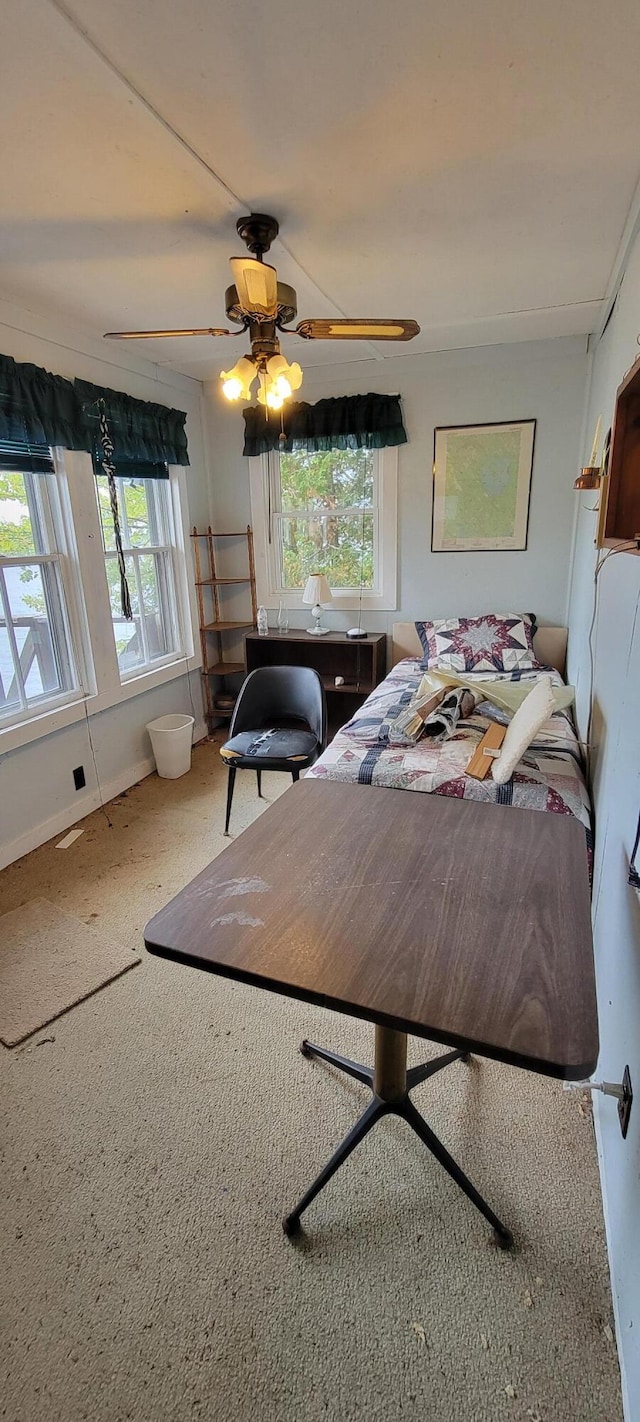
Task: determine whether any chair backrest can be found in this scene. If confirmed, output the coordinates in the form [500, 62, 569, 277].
[230, 666, 328, 748]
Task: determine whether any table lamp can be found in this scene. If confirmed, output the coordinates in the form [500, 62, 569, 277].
[303, 573, 333, 636]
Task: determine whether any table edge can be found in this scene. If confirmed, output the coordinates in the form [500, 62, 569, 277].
[144, 935, 599, 1082]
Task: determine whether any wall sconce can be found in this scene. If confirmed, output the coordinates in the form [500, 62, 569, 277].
[574, 467, 602, 491]
[574, 416, 603, 490]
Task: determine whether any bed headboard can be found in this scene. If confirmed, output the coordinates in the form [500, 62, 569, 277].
[391, 622, 568, 677]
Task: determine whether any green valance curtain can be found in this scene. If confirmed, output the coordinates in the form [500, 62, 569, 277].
[242, 392, 407, 458]
[0, 353, 87, 451]
[75, 379, 189, 475]
[0, 353, 190, 471]
[0, 351, 190, 622]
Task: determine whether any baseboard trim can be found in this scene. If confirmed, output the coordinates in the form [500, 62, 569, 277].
[0, 718, 208, 871]
[593, 1095, 630, 1420]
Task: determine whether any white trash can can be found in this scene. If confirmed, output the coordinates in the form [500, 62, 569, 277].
[146, 713, 194, 779]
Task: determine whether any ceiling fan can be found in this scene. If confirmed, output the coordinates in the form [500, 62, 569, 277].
[105, 213, 420, 409]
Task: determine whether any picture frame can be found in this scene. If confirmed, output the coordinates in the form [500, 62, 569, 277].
[431, 419, 536, 553]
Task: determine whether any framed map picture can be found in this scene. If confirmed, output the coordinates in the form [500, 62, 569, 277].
[432, 420, 536, 552]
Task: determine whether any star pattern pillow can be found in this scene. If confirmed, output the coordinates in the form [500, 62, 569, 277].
[415, 613, 540, 673]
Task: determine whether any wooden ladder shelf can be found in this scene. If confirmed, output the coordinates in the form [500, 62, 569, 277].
[191, 525, 257, 732]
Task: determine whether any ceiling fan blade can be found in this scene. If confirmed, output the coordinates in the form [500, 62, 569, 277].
[295, 318, 420, 341]
[229, 257, 278, 319]
[104, 327, 237, 339]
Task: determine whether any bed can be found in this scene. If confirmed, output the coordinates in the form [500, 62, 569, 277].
[307, 621, 592, 845]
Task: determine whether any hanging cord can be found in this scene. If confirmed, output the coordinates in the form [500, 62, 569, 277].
[97, 400, 133, 621]
[80, 690, 113, 829]
[182, 648, 202, 740]
[629, 811, 640, 890]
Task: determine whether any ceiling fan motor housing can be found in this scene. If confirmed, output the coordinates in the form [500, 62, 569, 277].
[225, 282, 297, 327]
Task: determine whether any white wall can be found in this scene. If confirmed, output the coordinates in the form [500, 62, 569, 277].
[0, 298, 212, 867]
[204, 336, 588, 642]
[566, 248, 640, 1422]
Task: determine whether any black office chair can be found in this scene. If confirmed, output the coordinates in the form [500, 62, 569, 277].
[220, 666, 327, 834]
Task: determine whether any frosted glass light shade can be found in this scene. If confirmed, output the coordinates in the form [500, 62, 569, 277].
[220, 356, 256, 401]
[302, 574, 333, 607]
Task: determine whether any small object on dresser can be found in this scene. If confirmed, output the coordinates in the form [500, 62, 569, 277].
[334, 675, 345, 686]
[277, 599, 289, 636]
[347, 627, 367, 639]
[257, 605, 269, 636]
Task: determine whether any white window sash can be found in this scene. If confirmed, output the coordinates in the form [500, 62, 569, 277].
[94, 467, 192, 685]
[0, 467, 83, 727]
[0, 454, 200, 754]
[249, 446, 397, 611]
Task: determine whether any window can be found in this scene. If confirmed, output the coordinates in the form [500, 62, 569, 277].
[250, 446, 397, 611]
[0, 462, 80, 726]
[0, 446, 199, 753]
[276, 448, 375, 591]
[95, 474, 181, 679]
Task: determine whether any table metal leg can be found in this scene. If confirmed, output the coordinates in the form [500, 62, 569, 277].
[283, 1097, 386, 1236]
[285, 1024, 514, 1248]
[400, 1097, 513, 1249]
[407, 1048, 470, 1091]
[300, 1038, 373, 1088]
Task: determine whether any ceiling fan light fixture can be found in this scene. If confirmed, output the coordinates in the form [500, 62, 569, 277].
[220, 355, 256, 402]
[265, 354, 303, 402]
[257, 380, 284, 411]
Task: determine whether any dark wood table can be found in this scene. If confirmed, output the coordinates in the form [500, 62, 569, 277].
[144, 780, 598, 1247]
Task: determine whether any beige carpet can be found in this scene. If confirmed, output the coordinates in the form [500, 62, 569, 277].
[0, 745, 622, 1422]
[0, 897, 140, 1046]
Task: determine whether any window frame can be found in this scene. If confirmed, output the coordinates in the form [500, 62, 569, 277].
[249, 445, 398, 612]
[0, 452, 201, 755]
[0, 462, 85, 729]
[96, 472, 184, 683]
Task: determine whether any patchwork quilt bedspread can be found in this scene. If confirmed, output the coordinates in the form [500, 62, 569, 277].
[307, 658, 592, 837]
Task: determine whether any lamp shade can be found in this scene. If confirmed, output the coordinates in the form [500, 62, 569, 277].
[303, 573, 333, 607]
[574, 467, 602, 490]
[220, 356, 256, 402]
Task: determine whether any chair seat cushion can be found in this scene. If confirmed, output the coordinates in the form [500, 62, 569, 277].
[220, 728, 318, 765]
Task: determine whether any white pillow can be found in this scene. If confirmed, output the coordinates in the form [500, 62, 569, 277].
[491, 675, 555, 785]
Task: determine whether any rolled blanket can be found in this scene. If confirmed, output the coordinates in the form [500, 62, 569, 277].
[422, 686, 478, 740]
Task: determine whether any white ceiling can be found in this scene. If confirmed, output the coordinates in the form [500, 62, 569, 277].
[2, 0, 640, 379]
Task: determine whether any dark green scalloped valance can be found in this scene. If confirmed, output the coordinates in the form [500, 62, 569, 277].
[0, 353, 190, 472]
[0, 353, 88, 451]
[75, 380, 189, 470]
[242, 392, 407, 458]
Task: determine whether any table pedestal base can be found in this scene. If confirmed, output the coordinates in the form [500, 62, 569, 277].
[283, 1025, 513, 1249]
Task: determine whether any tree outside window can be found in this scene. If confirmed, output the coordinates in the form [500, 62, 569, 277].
[275, 449, 375, 591]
